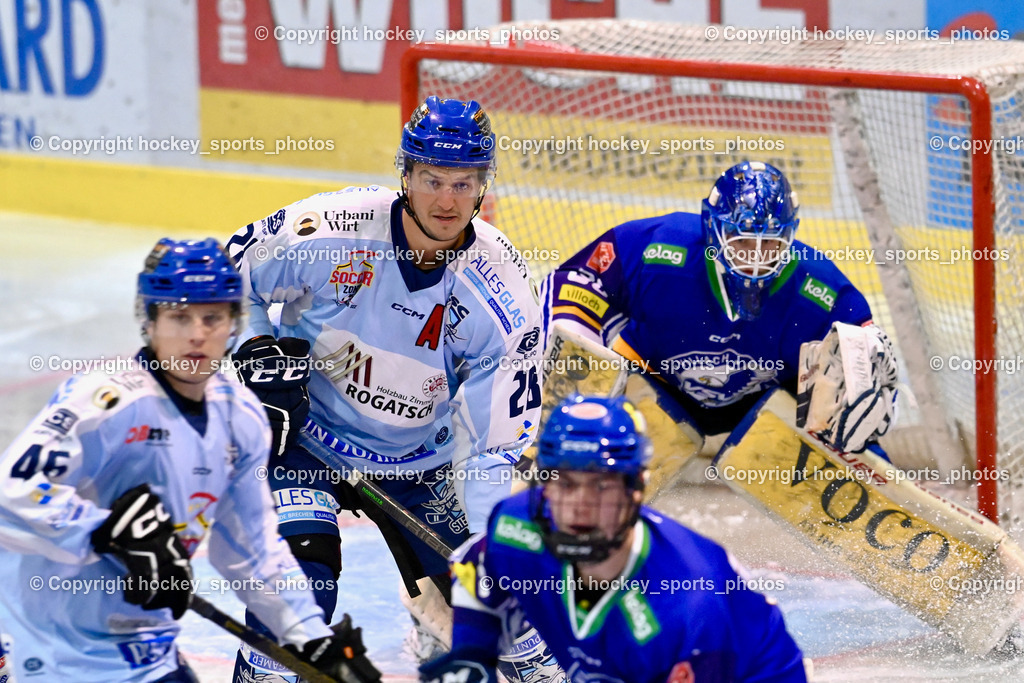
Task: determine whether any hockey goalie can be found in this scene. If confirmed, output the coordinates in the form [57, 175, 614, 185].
[540, 160, 1024, 654]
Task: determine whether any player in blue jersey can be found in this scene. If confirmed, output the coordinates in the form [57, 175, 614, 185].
[544, 161, 898, 456]
[422, 394, 808, 683]
[0, 239, 378, 682]
[227, 97, 548, 680]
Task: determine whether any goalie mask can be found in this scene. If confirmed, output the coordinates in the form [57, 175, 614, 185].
[136, 237, 245, 346]
[702, 161, 799, 321]
[532, 395, 652, 564]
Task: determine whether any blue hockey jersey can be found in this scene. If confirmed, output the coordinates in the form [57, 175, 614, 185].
[0, 364, 331, 681]
[228, 186, 543, 531]
[449, 491, 807, 683]
[545, 213, 872, 408]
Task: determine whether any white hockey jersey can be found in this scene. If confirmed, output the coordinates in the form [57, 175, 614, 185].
[0, 365, 332, 681]
[228, 187, 543, 532]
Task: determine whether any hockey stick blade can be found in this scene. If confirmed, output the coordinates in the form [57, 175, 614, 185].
[189, 595, 367, 683]
[298, 426, 456, 558]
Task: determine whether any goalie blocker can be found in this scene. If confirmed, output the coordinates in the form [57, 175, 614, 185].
[714, 388, 1024, 654]
[539, 323, 704, 498]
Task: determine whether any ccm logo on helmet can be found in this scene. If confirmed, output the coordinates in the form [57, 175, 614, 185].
[435, 142, 464, 149]
[183, 275, 216, 282]
[560, 440, 600, 452]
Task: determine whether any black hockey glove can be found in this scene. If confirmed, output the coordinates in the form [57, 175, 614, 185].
[233, 335, 312, 458]
[419, 651, 495, 683]
[287, 614, 382, 683]
[90, 484, 194, 619]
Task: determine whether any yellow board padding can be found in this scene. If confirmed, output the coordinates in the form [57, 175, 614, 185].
[0, 153, 344, 232]
[715, 389, 1024, 654]
[199, 89, 400, 176]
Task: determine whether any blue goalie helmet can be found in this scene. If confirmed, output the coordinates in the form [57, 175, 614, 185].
[136, 238, 244, 341]
[536, 395, 652, 484]
[702, 161, 799, 320]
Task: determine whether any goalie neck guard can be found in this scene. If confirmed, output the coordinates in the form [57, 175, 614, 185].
[532, 395, 652, 564]
[702, 161, 799, 321]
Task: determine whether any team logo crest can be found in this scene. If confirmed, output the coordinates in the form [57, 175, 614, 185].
[666, 350, 777, 407]
[444, 294, 470, 342]
[330, 260, 375, 306]
[421, 472, 467, 535]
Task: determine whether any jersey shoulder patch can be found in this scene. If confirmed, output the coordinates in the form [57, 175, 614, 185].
[46, 368, 154, 415]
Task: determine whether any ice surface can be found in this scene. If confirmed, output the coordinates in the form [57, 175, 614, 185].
[1, 212, 1022, 681]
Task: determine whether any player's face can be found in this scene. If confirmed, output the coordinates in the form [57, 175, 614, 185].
[148, 303, 234, 399]
[404, 164, 483, 249]
[544, 471, 634, 540]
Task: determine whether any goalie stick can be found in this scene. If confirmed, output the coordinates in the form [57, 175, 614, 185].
[298, 422, 456, 558]
[189, 596, 376, 683]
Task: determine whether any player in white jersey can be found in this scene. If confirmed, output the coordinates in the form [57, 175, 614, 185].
[0, 239, 379, 682]
[227, 97, 549, 681]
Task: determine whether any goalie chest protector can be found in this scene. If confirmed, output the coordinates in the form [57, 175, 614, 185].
[549, 213, 872, 407]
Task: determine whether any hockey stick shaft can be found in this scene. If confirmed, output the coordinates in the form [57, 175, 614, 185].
[189, 595, 341, 683]
[298, 428, 456, 558]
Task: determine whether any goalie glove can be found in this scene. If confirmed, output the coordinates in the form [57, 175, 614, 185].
[286, 614, 382, 683]
[797, 322, 898, 453]
[233, 335, 312, 458]
[90, 484, 194, 619]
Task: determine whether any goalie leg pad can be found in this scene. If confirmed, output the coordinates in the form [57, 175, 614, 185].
[715, 388, 1024, 655]
[621, 374, 704, 500]
[542, 324, 704, 500]
[401, 576, 453, 648]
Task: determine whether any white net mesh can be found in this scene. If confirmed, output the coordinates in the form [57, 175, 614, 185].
[410, 20, 1024, 527]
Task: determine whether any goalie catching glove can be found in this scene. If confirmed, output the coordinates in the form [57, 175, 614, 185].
[90, 484, 194, 619]
[287, 613, 382, 683]
[233, 335, 312, 457]
[797, 321, 898, 453]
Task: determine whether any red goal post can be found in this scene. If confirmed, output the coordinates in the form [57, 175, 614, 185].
[399, 21, 1024, 526]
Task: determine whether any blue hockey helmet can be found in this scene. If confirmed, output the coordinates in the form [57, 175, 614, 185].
[136, 238, 244, 340]
[397, 95, 496, 170]
[532, 395, 651, 563]
[702, 161, 799, 320]
[396, 97, 496, 224]
[138, 238, 243, 306]
[536, 394, 652, 484]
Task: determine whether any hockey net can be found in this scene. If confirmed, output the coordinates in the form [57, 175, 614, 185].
[400, 21, 1024, 529]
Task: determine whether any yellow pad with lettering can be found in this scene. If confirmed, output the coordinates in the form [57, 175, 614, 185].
[715, 389, 1024, 654]
[539, 324, 702, 500]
